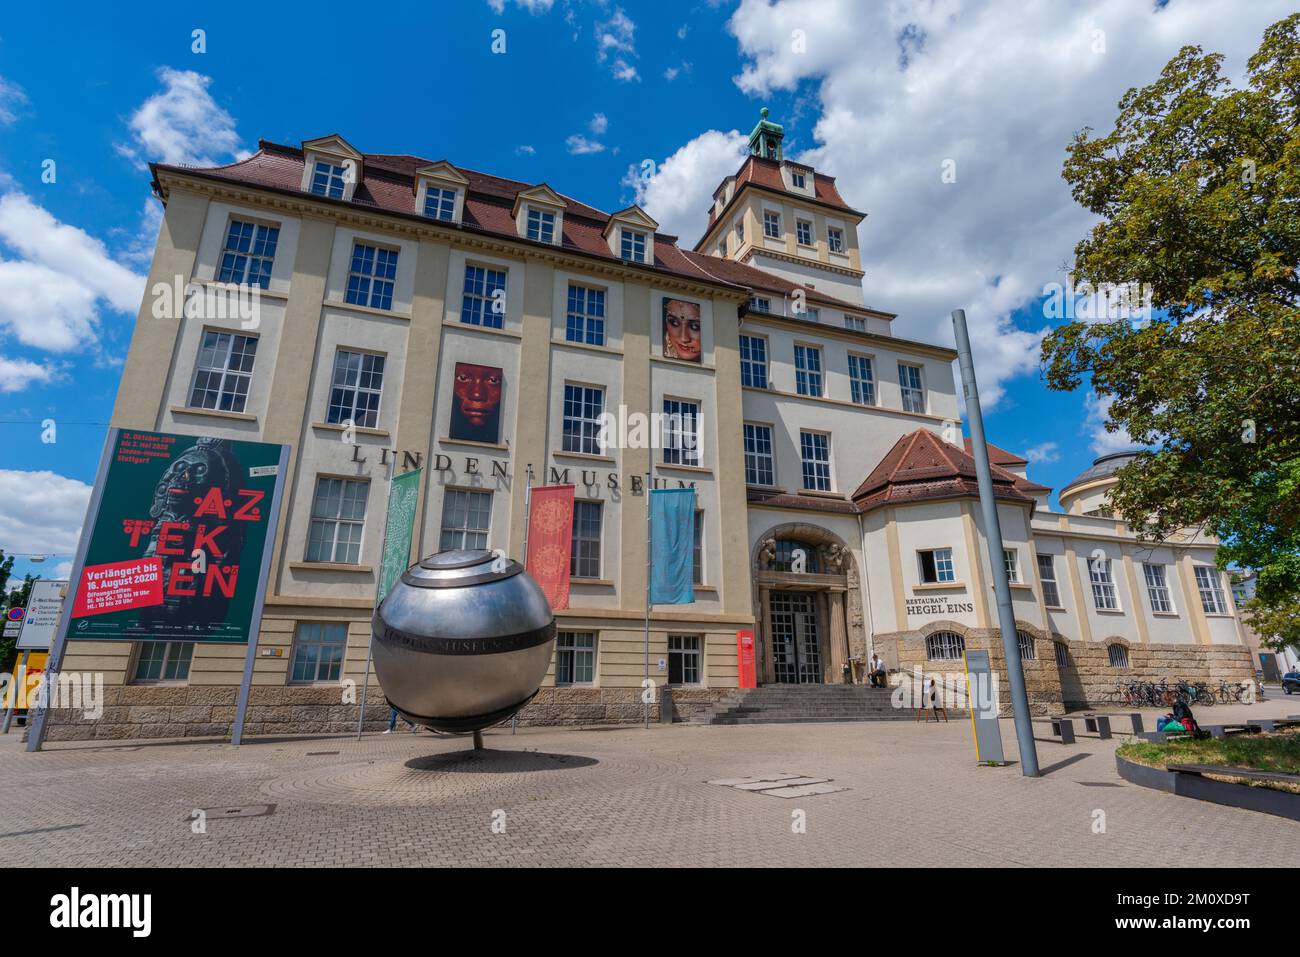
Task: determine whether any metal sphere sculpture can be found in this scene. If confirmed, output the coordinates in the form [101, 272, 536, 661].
[372, 549, 556, 734]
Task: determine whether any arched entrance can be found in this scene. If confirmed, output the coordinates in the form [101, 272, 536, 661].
[751, 523, 866, 685]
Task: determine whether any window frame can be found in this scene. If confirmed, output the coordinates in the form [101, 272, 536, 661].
[289, 621, 349, 684]
[438, 488, 493, 552]
[918, 547, 956, 584]
[1089, 557, 1120, 611]
[1143, 562, 1175, 614]
[827, 225, 845, 253]
[1016, 630, 1036, 661]
[1194, 566, 1228, 615]
[561, 383, 605, 455]
[554, 631, 597, 686]
[188, 329, 258, 413]
[461, 263, 508, 328]
[526, 206, 556, 243]
[795, 218, 813, 247]
[1037, 553, 1062, 607]
[570, 499, 603, 579]
[762, 209, 782, 239]
[668, 634, 703, 686]
[794, 343, 824, 397]
[1003, 549, 1020, 583]
[131, 641, 195, 684]
[216, 217, 280, 290]
[325, 348, 385, 429]
[1108, 643, 1130, 668]
[423, 185, 457, 221]
[662, 397, 701, 467]
[926, 632, 965, 661]
[743, 422, 776, 487]
[305, 476, 369, 564]
[344, 241, 398, 311]
[899, 362, 926, 413]
[739, 334, 769, 389]
[309, 159, 348, 199]
[848, 352, 875, 405]
[564, 283, 607, 345]
[620, 228, 647, 263]
[799, 429, 832, 492]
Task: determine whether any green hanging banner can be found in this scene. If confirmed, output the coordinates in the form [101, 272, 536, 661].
[378, 468, 422, 602]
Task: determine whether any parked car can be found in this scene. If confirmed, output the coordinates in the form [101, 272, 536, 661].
[1283, 671, 1300, 694]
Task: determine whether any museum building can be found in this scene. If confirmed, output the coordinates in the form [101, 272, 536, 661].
[49, 112, 1253, 740]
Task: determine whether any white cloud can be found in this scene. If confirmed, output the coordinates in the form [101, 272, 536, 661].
[610, 58, 640, 82]
[119, 68, 244, 168]
[624, 128, 749, 238]
[566, 134, 606, 155]
[516, 144, 536, 155]
[1084, 392, 1137, 456]
[53, 561, 72, 579]
[1022, 441, 1060, 465]
[597, 8, 640, 80]
[0, 75, 28, 125]
[0, 470, 93, 556]
[665, 66, 680, 81]
[677, 24, 689, 40]
[0, 357, 58, 392]
[487, 0, 555, 12]
[590, 112, 609, 135]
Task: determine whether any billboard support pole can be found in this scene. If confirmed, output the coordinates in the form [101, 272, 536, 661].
[27, 429, 120, 753]
[231, 443, 292, 746]
[355, 458, 397, 741]
[1, 651, 31, 734]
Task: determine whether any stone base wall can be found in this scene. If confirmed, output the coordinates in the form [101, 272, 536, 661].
[514, 687, 731, 726]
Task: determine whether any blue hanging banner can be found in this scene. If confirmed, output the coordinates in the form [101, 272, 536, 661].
[649, 487, 696, 605]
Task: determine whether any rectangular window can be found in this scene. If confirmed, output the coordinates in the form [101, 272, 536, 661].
[439, 489, 492, 551]
[668, 634, 702, 685]
[1038, 554, 1061, 607]
[310, 160, 348, 199]
[1004, 549, 1020, 583]
[1090, 557, 1119, 611]
[844, 315, 866, 332]
[571, 501, 602, 578]
[423, 186, 456, 221]
[133, 642, 194, 683]
[743, 423, 775, 486]
[1194, 567, 1227, 614]
[620, 228, 647, 263]
[848, 354, 875, 405]
[345, 243, 397, 311]
[565, 284, 606, 345]
[562, 384, 605, 455]
[555, 631, 596, 685]
[290, 622, 347, 683]
[763, 210, 781, 238]
[692, 510, 704, 586]
[828, 226, 845, 253]
[217, 219, 279, 289]
[188, 330, 257, 413]
[802, 307, 820, 323]
[734, 222, 743, 247]
[526, 208, 555, 243]
[795, 345, 823, 397]
[739, 335, 768, 389]
[1054, 641, 1070, 667]
[1144, 563, 1174, 613]
[791, 171, 807, 189]
[326, 349, 385, 429]
[919, 548, 956, 584]
[461, 264, 508, 328]
[899, 363, 925, 413]
[796, 219, 813, 246]
[748, 296, 771, 314]
[799, 430, 831, 491]
[306, 477, 368, 564]
[662, 398, 700, 467]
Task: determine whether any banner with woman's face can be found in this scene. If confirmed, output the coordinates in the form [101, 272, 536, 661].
[662, 298, 703, 363]
[450, 361, 504, 443]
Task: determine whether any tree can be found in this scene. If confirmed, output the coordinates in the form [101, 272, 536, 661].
[1042, 14, 1300, 650]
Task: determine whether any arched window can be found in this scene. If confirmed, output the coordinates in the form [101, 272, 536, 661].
[1053, 642, 1070, 668]
[1107, 643, 1130, 668]
[772, 539, 821, 573]
[1016, 631, 1036, 661]
[926, 632, 965, 661]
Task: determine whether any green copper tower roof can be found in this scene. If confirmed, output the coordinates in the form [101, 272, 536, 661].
[747, 107, 784, 160]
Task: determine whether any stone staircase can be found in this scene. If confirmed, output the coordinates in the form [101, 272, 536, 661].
[694, 684, 930, 725]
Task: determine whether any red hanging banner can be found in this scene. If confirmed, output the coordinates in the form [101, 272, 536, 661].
[525, 485, 576, 611]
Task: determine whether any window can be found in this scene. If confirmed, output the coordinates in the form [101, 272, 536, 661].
[772, 540, 821, 573]
[217, 219, 279, 289]
[461, 264, 508, 328]
[802, 307, 820, 323]
[133, 642, 193, 682]
[326, 349, 385, 429]
[791, 170, 807, 189]
[717, 241, 726, 257]
[692, 510, 704, 585]
[794, 344, 823, 397]
[734, 222, 744, 247]
[1194, 567, 1227, 614]
[844, 315, 866, 332]
[1108, 644, 1130, 668]
[1004, 549, 1020, 583]
[1090, 557, 1119, 611]
[668, 634, 702, 685]
[424, 186, 456, 221]
[345, 243, 397, 311]
[763, 210, 781, 238]
[189, 330, 257, 413]
[562, 384, 604, 455]
[565, 285, 607, 346]
[555, 631, 596, 685]
[899, 363, 925, 413]
[1016, 631, 1037, 661]
[620, 228, 647, 263]
[748, 296, 771, 314]
[1037, 554, 1061, 607]
[306, 477, 368, 563]
[310, 160, 348, 199]
[919, 548, 956, 584]
[796, 219, 813, 246]
[1054, 642, 1070, 668]
[743, 423, 775, 486]
[739, 335, 768, 389]
[926, 632, 965, 661]
[571, 501, 602, 578]
[662, 398, 700, 467]
[290, 622, 347, 683]
[799, 431, 831, 491]
[1144, 563, 1174, 613]
[526, 207, 555, 243]
[828, 226, 845, 253]
[848, 354, 875, 405]
[439, 489, 492, 551]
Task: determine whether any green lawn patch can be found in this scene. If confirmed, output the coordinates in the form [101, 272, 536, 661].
[1118, 729, 1300, 793]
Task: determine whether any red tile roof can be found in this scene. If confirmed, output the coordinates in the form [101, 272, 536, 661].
[681, 251, 894, 318]
[963, 437, 1027, 467]
[702, 154, 864, 240]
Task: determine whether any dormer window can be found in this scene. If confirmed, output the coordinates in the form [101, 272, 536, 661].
[424, 186, 456, 222]
[310, 160, 348, 200]
[413, 162, 469, 226]
[791, 171, 806, 189]
[527, 208, 556, 244]
[749, 296, 771, 314]
[621, 228, 647, 263]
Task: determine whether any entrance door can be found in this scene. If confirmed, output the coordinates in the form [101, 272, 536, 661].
[770, 591, 822, 683]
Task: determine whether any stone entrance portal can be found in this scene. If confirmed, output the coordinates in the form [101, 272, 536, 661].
[770, 591, 822, 683]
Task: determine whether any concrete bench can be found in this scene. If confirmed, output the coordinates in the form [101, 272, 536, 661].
[1246, 718, 1300, 733]
[1136, 729, 1189, 743]
[1081, 714, 1112, 739]
[1202, 724, 1261, 740]
[1046, 717, 1076, 744]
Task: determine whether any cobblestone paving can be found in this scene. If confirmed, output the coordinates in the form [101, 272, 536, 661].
[2, 694, 1298, 867]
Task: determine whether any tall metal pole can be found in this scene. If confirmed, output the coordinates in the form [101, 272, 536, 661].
[356, 457, 396, 740]
[951, 309, 1040, 778]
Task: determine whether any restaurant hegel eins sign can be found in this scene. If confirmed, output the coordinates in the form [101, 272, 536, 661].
[68, 430, 285, 644]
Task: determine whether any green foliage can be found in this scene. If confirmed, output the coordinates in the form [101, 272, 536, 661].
[1042, 15, 1300, 650]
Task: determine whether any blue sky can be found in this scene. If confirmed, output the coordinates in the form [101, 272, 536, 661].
[0, 0, 1292, 582]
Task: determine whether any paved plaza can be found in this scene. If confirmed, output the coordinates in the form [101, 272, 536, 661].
[2, 694, 1298, 867]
